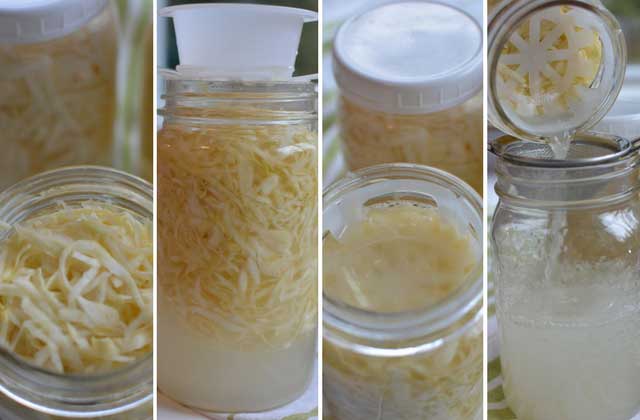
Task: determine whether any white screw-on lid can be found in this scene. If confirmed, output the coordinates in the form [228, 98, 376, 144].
[160, 3, 317, 81]
[333, 0, 483, 115]
[0, 0, 108, 44]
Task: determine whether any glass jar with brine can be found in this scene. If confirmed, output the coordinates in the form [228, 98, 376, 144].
[333, 1, 483, 194]
[157, 4, 318, 413]
[491, 135, 640, 420]
[488, 2, 640, 419]
[323, 164, 483, 420]
[0, 0, 117, 191]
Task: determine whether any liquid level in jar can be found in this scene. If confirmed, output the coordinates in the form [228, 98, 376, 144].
[324, 203, 478, 312]
[500, 281, 640, 420]
[323, 202, 482, 420]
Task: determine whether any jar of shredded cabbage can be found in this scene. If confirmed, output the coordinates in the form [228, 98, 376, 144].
[491, 135, 640, 420]
[157, 78, 318, 412]
[0, 0, 117, 191]
[488, 0, 627, 143]
[332, 1, 483, 194]
[323, 164, 483, 420]
[0, 166, 153, 418]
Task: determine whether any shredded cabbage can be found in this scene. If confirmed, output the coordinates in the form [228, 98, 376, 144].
[0, 8, 117, 190]
[324, 326, 482, 420]
[493, 2, 603, 120]
[340, 94, 483, 194]
[0, 202, 152, 374]
[323, 203, 482, 419]
[158, 114, 317, 348]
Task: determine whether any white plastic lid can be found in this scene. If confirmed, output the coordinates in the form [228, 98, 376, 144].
[333, 0, 483, 115]
[0, 0, 107, 44]
[160, 3, 317, 80]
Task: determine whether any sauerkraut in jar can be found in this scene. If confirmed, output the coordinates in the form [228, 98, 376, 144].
[0, 166, 153, 418]
[0, 0, 117, 191]
[323, 164, 483, 420]
[157, 79, 318, 412]
[333, 1, 483, 193]
[156, 4, 318, 412]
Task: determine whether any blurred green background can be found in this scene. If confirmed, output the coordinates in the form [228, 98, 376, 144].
[158, 0, 318, 75]
[605, 0, 640, 63]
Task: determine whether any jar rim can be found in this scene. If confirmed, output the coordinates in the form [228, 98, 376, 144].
[0, 165, 153, 417]
[322, 163, 483, 356]
[490, 133, 640, 168]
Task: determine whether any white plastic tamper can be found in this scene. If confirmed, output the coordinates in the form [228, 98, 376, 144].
[159, 3, 317, 80]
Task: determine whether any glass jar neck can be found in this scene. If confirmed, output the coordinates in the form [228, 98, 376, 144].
[493, 147, 640, 208]
[160, 79, 317, 126]
[487, 0, 626, 141]
[0, 166, 152, 418]
[323, 164, 483, 357]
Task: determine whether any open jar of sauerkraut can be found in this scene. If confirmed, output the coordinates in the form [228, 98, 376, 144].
[488, 0, 627, 143]
[0, 0, 118, 191]
[323, 164, 483, 420]
[490, 135, 640, 420]
[333, 1, 483, 193]
[157, 4, 318, 413]
[0, 166, 153, 419]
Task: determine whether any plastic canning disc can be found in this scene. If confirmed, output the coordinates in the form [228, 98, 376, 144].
[492, 2, 626, 140]
[159, 3, 317, 80]
[333, 0, 483, 115]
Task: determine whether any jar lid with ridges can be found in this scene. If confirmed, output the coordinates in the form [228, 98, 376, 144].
[0, 0, 108, 44]
[332, 0, 483, 115]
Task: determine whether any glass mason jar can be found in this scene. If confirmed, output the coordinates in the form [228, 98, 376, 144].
[0, 166, 153, 419]
[157, 79, 318, 412]
[0, 0, 118, 191]
[490, 135, 640, 420]
[488, 0, 627, 143]
[332, 1, 483, 194]
[323, 164, 483, 420]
